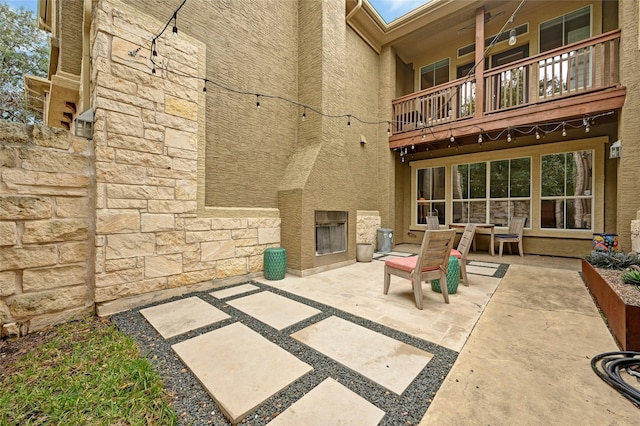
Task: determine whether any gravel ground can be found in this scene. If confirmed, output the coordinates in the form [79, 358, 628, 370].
[112, 281, 459, 425]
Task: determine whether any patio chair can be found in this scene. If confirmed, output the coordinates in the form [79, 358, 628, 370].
[495, 217, 526, 256]
[426, 215, 441, 230]
[383, 229, 456, 309]
[450, 223, 476, 286]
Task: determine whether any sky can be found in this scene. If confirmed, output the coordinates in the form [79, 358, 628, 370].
[2, 0, 38, 12]
[368, 0, 430, 23]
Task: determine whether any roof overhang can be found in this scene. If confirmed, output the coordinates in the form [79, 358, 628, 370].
[346, 0, 514, 62]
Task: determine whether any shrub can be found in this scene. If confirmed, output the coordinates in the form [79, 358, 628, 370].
[584, 251, 640, 270]
[622, 270, 640, 286]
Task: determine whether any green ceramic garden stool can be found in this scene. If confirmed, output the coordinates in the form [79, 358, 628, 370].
[431, 255, 460, 294]
[264, 247, 287, 280]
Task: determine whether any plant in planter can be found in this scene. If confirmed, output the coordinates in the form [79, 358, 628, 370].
[582, 251, 640, 351]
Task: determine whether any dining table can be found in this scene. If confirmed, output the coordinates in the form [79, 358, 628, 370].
[448, 223, 495, 256]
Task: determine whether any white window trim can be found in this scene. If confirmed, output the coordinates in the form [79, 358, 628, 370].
[409, 137, 607, 239]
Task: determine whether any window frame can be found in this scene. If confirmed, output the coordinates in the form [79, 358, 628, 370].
[539, 5, 592, 53]
[409, 137, 606, 238]
[419, 58, 450, 90]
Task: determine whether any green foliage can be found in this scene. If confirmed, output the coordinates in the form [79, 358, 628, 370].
[585, 251, 640, 270]
[0, 2, 49, 123]
[0, 317, 177, 425]
[622, 270, 640, 286]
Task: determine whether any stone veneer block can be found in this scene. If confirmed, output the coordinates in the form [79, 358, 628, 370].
[266, 378, 385, 426]
[227, 291, 321, 330]
[172, 322, 313, 424]
[140, 296, 229, 338]
[210, 283, 259, 299]
[291, 316, 433, 395]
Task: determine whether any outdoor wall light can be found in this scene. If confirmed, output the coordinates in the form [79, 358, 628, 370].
[610, 140, 621, 159]
[508, 28, 517, 46]
[74, 108, 94, 140]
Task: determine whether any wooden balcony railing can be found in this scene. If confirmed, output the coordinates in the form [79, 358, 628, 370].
[391, 30, 621, 135]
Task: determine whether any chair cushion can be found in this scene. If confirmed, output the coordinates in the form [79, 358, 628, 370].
[450, 248, 462, 259]
[385, 256, 440, 273]
[495, 233, 518, 238]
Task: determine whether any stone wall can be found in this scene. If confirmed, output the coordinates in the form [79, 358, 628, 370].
[357, 211, 381, 245]
[91, 0, 281, 316]
[0, 122, 94, 337]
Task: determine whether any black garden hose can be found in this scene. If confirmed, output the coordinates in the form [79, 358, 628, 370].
[591, 351, 640, 407]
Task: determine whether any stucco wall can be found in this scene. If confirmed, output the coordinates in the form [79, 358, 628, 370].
[617, 0, 640, 252]
[0, 122, 94, 337]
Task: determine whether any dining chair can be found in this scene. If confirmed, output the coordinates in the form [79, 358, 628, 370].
[383, 229, 456, 309]
[450, 223, 476, 286]
[426, 215, 440, 230]
[495, 217, 526, 256]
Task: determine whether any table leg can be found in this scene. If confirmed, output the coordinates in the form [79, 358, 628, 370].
[490, 228, 495, 256]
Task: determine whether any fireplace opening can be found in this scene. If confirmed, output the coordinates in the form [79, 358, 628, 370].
[315, 210, 347, 256]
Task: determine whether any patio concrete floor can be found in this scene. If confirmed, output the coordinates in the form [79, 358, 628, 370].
[133, 246, 639, 424]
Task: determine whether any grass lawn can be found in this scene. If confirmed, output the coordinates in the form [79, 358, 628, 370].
[0, 317, 177, 425]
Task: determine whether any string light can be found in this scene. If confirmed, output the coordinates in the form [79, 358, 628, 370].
[507, 129, 512, 143]
[172, 13, 178, 36]
[256, 95, 260, 109]
[562, 122, 567, 137]
[347, 115, 351, 127]
[302, 108, 306, 121]
[387, 122, 391, 136]
[535, 127, 541, 140]
[478, 134, 483, 144]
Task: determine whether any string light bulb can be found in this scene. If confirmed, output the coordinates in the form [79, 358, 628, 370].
[302, 108, 306, 121]
[508, 28, 517, 46]
[172, 13, 178, 36]
[387, 122, 391, 136]
[562, 122, 567, 137]
[507, 130, 512, 143]
[478, 134, 483, 144]
[535, 128, 541, 140]
[347, 115, 351, 127]
[256, 95, 261, 109]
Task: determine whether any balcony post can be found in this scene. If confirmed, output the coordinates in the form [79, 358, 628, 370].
[475, 7, 485, 118]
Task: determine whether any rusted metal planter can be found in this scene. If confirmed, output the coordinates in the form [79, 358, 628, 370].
[581, 259, 640, 351]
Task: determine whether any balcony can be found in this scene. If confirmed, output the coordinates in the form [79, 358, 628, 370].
[390, 30, 625, 150]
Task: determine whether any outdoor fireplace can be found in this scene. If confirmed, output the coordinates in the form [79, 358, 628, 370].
[315, 210, 347, 256]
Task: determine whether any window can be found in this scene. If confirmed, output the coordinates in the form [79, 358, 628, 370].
[452, 158, 531, 226]
[540, 6, 590, 52]
[417, 167, 446, 225]
[489, 158, 531, 227]
[452, 162, 487, 223]
[420, 59, 449, 90]
[541, 151, 593, 230]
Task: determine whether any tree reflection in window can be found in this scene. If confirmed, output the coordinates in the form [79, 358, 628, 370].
[541, 150, 592, 229]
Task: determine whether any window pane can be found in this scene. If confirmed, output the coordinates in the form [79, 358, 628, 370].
[468, 201, 487, 223]
[433, 167, 446, 199]
[541, 199, 564, 229]
[452, 201, 468, 223]
[452, 164, 468, 199]
[489, 200, 509, 226]
[490, 160, 509, 198]
[469, 163, 486, 198]
[540, 17, 563, 52]
[567, 199, 591, 229]
[510, 158, 531, 197]
[541, 153, 566, 197]
[417, 167, 446, 226]
[511, 200, 530, 221]
[420, 59, 449, 90]
[568, 151, 592, 196]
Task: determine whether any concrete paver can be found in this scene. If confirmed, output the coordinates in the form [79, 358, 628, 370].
[226, 291, 321, 330]
[139, 296, 229, 338]
[172, 322, 313, 424]
[292, 316, 433, 395]
[210, 283, 259, 299]
[266, 378, 385, 426]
